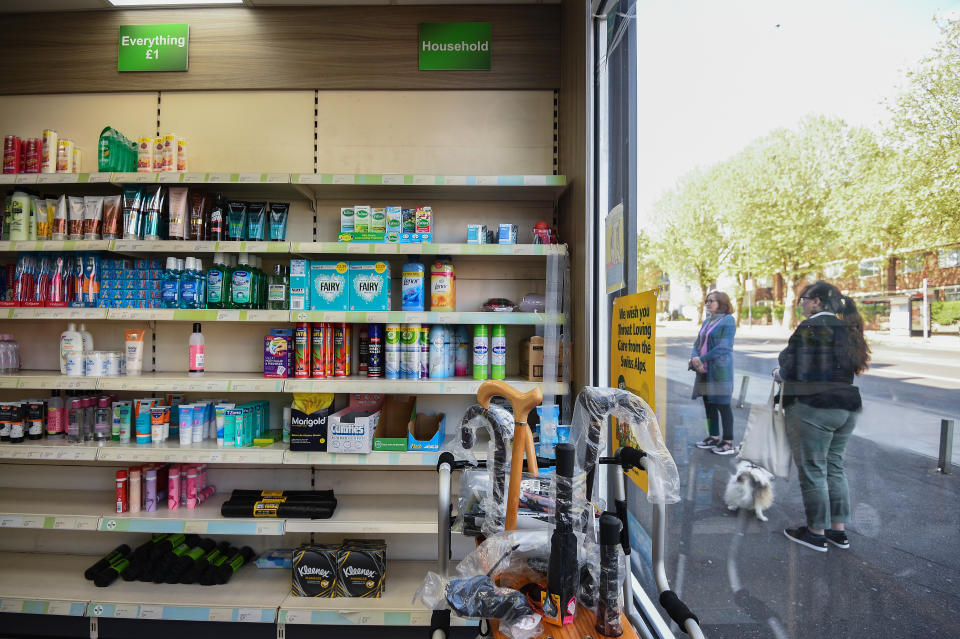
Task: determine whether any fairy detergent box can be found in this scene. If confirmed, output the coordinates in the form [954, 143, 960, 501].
[349, 261, 391, 311]
[309, 261, 349, 311]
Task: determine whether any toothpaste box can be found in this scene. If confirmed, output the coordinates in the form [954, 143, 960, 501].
[498, 224, 518, 244]
[354, 205, 371, 233]
[340, 207, 355, 233]
[290, 258, 310, 311]
[310, 261, 350, 311]
[348, 261, 390, 311]
[467, 224, 487, 244]
[385, 206, 402, 243]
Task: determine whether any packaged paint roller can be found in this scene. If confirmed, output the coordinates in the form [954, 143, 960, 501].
[153, 137, 164, 172]
[268, 202, 289, 240]
[188, 191, 208, 241]
[177, 138, 188, 172]
[137, 137, 153, 172]
[38, 198, 55, 239]
[162, 134, 177, 172]
[226, 201, 247, 241]
[83, 195, 104, 239]
[101, 194, 122, 240]
[141, 186, 164, 240]
[167, 186, 188, 240]
[246, 201, 266, 241]
[122, 187, 143, 239]
[67, 196, 84, 239]
[51, 195, 67, 240]
[41, 129, 57, 173]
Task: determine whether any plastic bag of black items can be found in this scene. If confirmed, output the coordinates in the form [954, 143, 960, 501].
[517, 293, 546, 313]
[416, 531, 548, 639]
[455, 468, 491, 536]
[570, 386, 681, 506]
[445, 402, 514, 467]
[483, 297, 517, 312]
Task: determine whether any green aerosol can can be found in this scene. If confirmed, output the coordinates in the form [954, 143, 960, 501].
[491, 324, 506, 380]
[472, 324, 489, 380]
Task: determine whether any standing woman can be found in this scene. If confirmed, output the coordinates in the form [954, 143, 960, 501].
[690, 291, 737, 455]
[775, 280, 870, 552]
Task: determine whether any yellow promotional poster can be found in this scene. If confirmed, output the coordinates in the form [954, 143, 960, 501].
[611, 289, 657, 490]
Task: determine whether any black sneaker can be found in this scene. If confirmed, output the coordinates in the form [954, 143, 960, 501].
[711, 441, 736, 455]
[784, 526, 828, 552]
[825, 529, 850, 549]
[695, 436, 720, 449]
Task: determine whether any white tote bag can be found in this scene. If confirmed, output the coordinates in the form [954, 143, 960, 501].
[738, 382, 793, 478]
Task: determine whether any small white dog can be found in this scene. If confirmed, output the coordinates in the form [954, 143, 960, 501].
[724, 460, 774, 521]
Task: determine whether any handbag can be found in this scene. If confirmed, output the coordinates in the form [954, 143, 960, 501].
[738, 382, 793, 478]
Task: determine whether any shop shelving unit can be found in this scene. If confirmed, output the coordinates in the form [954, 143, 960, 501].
[0, 171, 570, 631]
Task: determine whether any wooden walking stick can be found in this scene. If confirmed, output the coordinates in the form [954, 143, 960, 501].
[476, 380, 542, 532]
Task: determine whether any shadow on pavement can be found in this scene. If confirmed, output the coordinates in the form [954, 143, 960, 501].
[630, 378, 960, 638]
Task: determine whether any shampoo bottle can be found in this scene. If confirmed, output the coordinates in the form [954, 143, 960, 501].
[59, 322, 83, 374]
[189, 323, 205, 377]
[78, 323, 94, 353]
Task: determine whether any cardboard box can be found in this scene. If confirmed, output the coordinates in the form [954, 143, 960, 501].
[385, 206, 402, 242]
[290, 404, 331, 452]
[373, 395, 415, 451]
[519, 336, 568, 381]
[290, 258, 310, 311]
[349, 261, 390, 311]
[407, 412, 445, 451]
[327, 394, 383, 454]
[310, 261, 349, 311]
[467, 224, 487, 244]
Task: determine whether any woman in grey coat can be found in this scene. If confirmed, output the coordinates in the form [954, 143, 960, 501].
[690, 291, 737, 455]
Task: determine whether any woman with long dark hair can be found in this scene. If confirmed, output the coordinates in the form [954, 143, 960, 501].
[690, 291, 737, 455]
[775, 280, 870, 552]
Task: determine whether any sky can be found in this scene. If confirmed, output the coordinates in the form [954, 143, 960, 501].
[634, 0, 960, 223]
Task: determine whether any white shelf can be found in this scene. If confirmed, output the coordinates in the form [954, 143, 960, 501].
[98, 493, 284, 537]
[293, 242, 567, 256]
[283, 376, 566, 395]
[0, 552, 449, 626]
[4, 371, 566, 395]
[282, 494, 436, 534]
[3, 308, 559, 325]
[0, 439, 457, 467]
[0, 490, 102, 532]
[279, 560, 465, 627]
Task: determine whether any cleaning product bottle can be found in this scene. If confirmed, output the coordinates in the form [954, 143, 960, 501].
[189, 323, 204, 377]
[205, 253, 227, 310]
[472, 324, 489, 380]
[78, 323, 94, 353]
[59, 322, 83, 374]
[491, 324, 506, 380]
[178, 257, 200, 310]
[430, 257, 456, 312]
[401, 258, 425, 311]
[443, 325, 454, 378]
[428, 324, 445, 378]
[267, 264, 288, 311]
[231, 253, 253, 310]
[46, 389, 64, 437]
[455, 325, 469, 377]
[161, 256, 180, 309]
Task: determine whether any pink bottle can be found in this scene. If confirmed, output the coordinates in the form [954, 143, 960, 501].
[167, 464, 180, 510]
[46, 390, 64, 436]
[185, 466, 198, 509]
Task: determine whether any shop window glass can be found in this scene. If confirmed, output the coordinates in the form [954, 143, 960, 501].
[900, 253, 925, 273]
[939, 247, 960, 268]
[858, 258, 882, 277]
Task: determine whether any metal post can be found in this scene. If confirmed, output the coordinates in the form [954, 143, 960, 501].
[737, 375, 750, 409]
[923, 278, 929, 340]
[938, 419, 954, 474]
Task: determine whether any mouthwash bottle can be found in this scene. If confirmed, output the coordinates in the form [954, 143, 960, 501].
[253, 256, 266, 309]
[205, 253, 227, 310]
[178, 257, 201, 310]
[194, 258, 206, 308]
[267, 264, 289, 311]
[161, 257, 181, 309]
[230, 253, 253, 310]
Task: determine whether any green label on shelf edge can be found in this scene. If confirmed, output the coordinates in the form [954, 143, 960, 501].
[419, 22, 491, 71]
[118, 24, 189, 72]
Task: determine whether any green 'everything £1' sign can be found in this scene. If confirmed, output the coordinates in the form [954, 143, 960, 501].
[419, 22, 491, 71]
[118, 24, 189, 72]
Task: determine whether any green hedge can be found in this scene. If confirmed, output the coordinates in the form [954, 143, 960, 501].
[772, 304, 804, 321]
[738, 305, 772, 319]
[931, 301, 960, 326]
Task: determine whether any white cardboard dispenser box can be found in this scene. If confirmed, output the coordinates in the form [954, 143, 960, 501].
[327, 394, 382, 454]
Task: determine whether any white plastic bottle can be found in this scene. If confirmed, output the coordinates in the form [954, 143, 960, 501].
[428, 325, 445, 378]
[78, 323, 94, 353]
[59, 323, 83, 374]
[189, 323, 205, 377]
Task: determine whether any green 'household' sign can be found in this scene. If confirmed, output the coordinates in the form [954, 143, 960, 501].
[419, 22, 491, 71]
[118, 24, 189, 72]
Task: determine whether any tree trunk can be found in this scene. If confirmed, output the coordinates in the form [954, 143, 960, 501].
[698, 282, 708, 323]
[781, 278, 798, 330]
